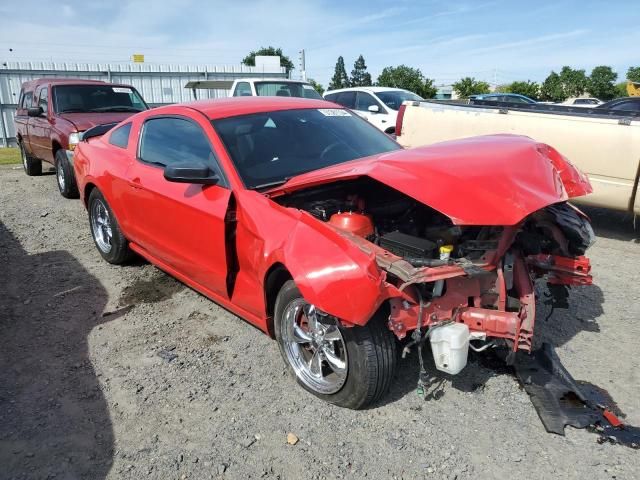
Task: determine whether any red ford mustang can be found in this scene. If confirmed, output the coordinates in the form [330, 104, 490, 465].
[74, 97, 594, 408]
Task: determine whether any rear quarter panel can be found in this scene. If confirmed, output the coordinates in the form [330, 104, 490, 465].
[74, 137, 132, 225]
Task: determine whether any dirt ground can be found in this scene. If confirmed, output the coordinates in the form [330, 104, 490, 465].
[1, 163, 639, 480]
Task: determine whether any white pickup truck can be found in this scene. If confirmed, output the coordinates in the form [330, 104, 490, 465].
[185, 78, 322, 100]
[395, 100, 640, 214]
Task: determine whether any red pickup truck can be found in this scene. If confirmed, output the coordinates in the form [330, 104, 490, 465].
[14, 78, 148, 198]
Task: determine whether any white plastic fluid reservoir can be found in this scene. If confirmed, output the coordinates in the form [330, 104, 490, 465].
[429, 323, 470, 375]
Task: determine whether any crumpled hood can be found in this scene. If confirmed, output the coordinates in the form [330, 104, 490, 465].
[58, 112, 136, 132]
[267, 135, 592, 226]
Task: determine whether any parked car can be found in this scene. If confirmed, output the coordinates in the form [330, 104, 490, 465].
[596, 97, 640, 112]
[395, 99, 640, 214]
[185, 78, 322, 100]
[74, 97, 593, 409]
[561, 97, 603, 107]
[14, 78, 148, 198]
[323, 87, 423, 134]
[470, 93, 536, 104]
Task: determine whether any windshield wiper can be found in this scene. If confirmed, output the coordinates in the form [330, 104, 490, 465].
[252, 179, 289, 190]
[59, 108, 87, 113]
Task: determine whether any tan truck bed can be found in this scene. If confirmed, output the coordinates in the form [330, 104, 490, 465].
[397, 102, 640, 214]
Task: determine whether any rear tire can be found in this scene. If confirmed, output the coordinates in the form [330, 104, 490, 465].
[55, 149, 79, 199]
[88, 188, 133, 264]
[274, 280, 397, 409]
[20, 142, 42, 176]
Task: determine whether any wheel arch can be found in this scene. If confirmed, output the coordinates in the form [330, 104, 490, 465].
[263, 262, 293, 337]
[83, 182, 97, 207]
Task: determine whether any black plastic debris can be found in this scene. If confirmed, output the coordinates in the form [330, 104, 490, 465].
[514, 343, 640, 449]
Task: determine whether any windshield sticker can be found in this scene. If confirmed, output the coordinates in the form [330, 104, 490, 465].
[112, 87, 131, 93]
[318, 109, 351, 117]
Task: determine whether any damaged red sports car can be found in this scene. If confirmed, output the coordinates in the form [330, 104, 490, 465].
[74, 97, 594, 409]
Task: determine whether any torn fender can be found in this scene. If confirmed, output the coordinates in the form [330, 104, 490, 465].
[234, 191, 397, 326]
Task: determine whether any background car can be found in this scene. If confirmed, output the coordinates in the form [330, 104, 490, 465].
[596, 97, 640, 112]
[14, 78, 148, 198]
[561, 97, 603, 107]
[185, 78, 323, 101]
[469, 93, 537, 104]
[323, 87, 423, 134]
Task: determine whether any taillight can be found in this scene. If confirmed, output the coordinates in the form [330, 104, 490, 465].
[395, 104, 406, 137]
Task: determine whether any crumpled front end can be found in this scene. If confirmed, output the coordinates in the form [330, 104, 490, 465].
[275, 174, 594, 370]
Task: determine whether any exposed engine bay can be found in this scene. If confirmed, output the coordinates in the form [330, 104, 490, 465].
[275, 177, 595, 360]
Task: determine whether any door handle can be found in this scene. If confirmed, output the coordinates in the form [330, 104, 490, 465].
[130, 177, 143, 189]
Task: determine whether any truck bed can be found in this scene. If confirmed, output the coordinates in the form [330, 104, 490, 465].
[396, 100, 640, 214]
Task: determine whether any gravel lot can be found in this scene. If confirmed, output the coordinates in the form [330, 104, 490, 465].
[1, 164, 639, 480]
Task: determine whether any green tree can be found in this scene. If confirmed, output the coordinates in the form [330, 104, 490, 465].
[350, 55, 372, 87]
[540, 71, 565, 102]
[588, 66, 618, 100]
[504, 80, 540, 100]
[376, 65, 436, 98]
[329, 56, 350, 90]
[307, 78, 325, 95]
[241, 46, 294, 74]
[559, 66, 588, 97]
[627, 66, 640, 82]
[452, 77, 490, 98]
[421, 78, 438, 99]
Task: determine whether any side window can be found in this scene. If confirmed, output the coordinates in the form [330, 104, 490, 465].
[324, 93, 338, 103]
[233, 82, 252, 97]
[139, 117, 225, 181]
[355, 92, 379, 111]
[38, 88, 49, 112]
[335, 91, 356, 109]
[22, 91, 33, 109]
[109, 123, 132, 149]
[611, 101, 640, 112]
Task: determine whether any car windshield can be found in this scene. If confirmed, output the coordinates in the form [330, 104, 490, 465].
[53, 85, 147, 113]
[212, 108, 401, 189]
[375, 90, 423, 110]
[254, 82, 323, 100]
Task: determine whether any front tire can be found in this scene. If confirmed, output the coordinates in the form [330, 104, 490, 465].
[20, 142, 42, 176]
[88, 188, 133, 264]
[55, 149, 79, 198]
[274, 280, 397, 409]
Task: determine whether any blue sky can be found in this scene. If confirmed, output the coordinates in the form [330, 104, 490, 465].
[1, 0, 638, 87]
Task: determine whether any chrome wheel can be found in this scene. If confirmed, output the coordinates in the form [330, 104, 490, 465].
[281, 300, 348, 394]
[56, 162, 66, 192]
[90, 199, 113, 253]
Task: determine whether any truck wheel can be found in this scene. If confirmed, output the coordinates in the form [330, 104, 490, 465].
[55, 150, 79, 199]
[88, 188, 133, 264]
[20, 141, 42, 176]
[274, 280, 397, 409]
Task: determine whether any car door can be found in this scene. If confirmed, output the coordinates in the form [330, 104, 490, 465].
[123, 114, 231, 297]
[354, 92, 388, 131]
[29, 86, 52, 161]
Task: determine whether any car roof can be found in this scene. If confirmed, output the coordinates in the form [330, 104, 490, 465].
[324, 86, 408, 95]
[237, 78, 310, 84]
[153, 97, 338, 120]
[599, 97, 640, 107]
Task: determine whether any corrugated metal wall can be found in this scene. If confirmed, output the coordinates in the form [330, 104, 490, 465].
[0, 61, 287, 147]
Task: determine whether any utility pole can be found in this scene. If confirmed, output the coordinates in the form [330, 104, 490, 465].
[298, 49, 306, 81]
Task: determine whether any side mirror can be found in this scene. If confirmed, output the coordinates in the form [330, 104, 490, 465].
[164, 164, 219, 185]
[27, 106, 44, 117]
[368, 105, 380, 113]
